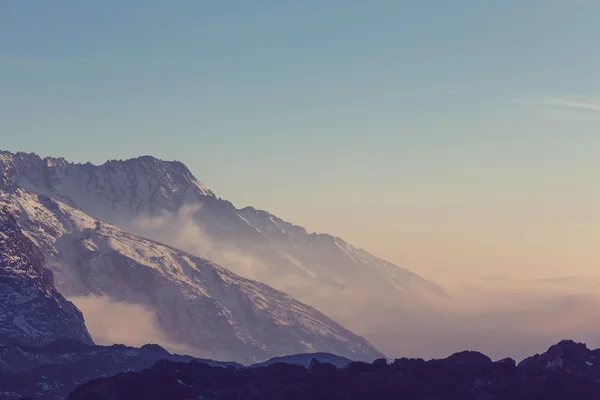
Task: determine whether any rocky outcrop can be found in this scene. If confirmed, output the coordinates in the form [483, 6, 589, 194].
[0, 206, 92, 347]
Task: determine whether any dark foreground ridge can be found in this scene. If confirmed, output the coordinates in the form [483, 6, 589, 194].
[67, 340, 600, 400]
[0, 339, 240, 400]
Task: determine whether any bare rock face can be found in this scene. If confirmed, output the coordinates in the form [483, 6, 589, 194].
[0, 205, 92, 347]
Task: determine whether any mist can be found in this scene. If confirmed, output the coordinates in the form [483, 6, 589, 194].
[128, 205, 268, 281]
[127, 206, 353, 301]
[366, 276, 600, 361]
[69, 296, 198, 356]
[121, 206, 600, 362]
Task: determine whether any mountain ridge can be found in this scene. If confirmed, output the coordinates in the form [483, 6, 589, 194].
[0, 177, 383, 363]
[0, 150, 444, 356]
[0, 150, 428, 265]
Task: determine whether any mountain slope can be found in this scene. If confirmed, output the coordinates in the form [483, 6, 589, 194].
[0, 180, 383, 363]
[0, 195, 93, 347]
[0, 151, 444, 353]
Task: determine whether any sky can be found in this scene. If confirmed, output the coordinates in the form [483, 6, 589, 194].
[1, 0, 599, 283]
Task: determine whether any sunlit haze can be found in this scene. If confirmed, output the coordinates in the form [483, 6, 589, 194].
[2, 1, 600, 362]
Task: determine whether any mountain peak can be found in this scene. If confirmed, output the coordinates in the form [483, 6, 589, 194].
[0, 150, 213, 195]
[0, 150, 214, 223]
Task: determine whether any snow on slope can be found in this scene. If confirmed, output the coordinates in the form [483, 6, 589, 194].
[0, 180, 383, 363]
[0, 185, 93, 346]
[0, 151, 445, 354]
[0, 152, 213, 224]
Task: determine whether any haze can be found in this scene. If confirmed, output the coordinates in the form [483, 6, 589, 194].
[1, 1, 599, 360]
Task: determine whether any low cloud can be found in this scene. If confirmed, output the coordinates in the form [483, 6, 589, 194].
[129, 205, 268, 281]
[69, 296, 196, 356]
[132, 205, 213, 257]
[121, 205, 600, 363]
[364, 275, 600, 362]
[125, 206, 387, 331]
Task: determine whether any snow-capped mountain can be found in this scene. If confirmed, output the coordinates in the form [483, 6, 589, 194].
[0, 178, 383, 363]
[0, 192, 92, 347]
[0, 152, 214, 224]
[0, 151, 444, 353]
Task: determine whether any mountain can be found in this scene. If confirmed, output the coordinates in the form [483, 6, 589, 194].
[0, 177, 383, 363]
[68, 341, 600, 400]
[517, 340, 600, 379]
[250, 352, 353, 368]
[0, 339, 240, 400]
[0, 151, 445, 353]
[0, 198, 92, 347]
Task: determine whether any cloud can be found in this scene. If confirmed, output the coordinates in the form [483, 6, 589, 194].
[132, 205, 213, 256]
[365, 275, 600, 362]
[69, 295, 197, 356]
[128, 205, 269, 281]
[517, 95, 600, 121]
[69, 276, 600, 364]
[543, 98, 600, 112]
[124, 206, 600, 363]
[126, 206, 389, 335]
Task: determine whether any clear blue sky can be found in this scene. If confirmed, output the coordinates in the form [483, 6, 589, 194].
[1, 1, 599, 280]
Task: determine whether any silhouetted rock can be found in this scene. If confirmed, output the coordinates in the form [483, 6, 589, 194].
[308, 357, 321, 370]
[139, 343, 171, 357]
[372, 358, 388, 366]
[518, 339, 599, 380]
[445, 350, 492, 366]
[309, 360, 338, 377]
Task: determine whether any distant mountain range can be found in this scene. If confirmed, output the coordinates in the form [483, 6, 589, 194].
[0, 151, 445, 355]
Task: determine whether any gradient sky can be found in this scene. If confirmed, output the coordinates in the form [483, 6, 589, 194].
[1, 1, 599, 283]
